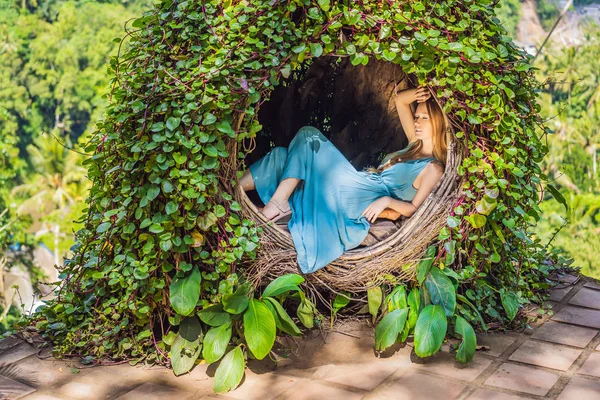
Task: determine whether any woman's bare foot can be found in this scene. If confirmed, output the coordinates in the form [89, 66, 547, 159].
[261, 198, 291, 222]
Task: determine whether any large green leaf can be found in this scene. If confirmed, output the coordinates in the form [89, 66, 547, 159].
[262, 273, 305, 298]
[416, 246, 437, 284]
[202, 321, 232, 363]
[333, 291, 352, 312]
[424, 267, 456, 316]
[407, 288, 420, 331]
[198, 304, 231, 327]
[454, 316, 476, 364]
[414, 305, 447, 357]
[214, 346, 245, 393]
[386, 285, 407, 312]
[501, 290, 519, 322]
[222, 284, 250, 315]
[170, 317, 203, 376]
[264, 297, 302, 336]
[243, 299, 276, 360]
[170, 335, 202, 376]
[367, 286, 383, 323]
[374, 308, 408, 351]
[169, 267, 201, 316]
[178, 316, 203, 342]
[297, 296, 315, 328]
[399, 318, 410, 342]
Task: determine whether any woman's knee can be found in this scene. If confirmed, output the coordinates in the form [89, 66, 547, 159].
[270, 146, 288, 159]
[293, 126, 325, 144]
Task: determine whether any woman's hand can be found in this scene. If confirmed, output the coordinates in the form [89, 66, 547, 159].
[361, 196, 392, 223]
[415, 86, 431, 103]
[393, 84, 431, 105]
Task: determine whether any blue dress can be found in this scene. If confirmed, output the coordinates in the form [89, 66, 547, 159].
[249, 126, 436, 274]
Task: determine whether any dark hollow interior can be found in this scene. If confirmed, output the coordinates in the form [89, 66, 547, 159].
[248, 56, 418, 171]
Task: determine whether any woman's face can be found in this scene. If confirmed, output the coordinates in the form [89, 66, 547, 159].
[414, 103, 433, 140]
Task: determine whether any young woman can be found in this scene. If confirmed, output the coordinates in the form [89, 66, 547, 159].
[239, 85, 448, 274]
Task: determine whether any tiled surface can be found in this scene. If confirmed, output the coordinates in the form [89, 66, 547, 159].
[0, 276, 598, 400]
[551, 305, 600, 329]
[0, 342, 39, 365]
[475, 333, 516, 357]
[507, 340, 582, 371]
[410, 349, 493, 382]
[54, 369, 140, 399]
[0, 375, 36, 399]
[557, 376, 600, 400]
[466, 388, 528, 399]
[531, 320, 597, 348]
[578, 352, 600, 378]
[569, 287, 600, 310]
[583, 280, 600, 290]
[316, 362, 397, 390]
[484, 363, 561, 396]
[369, 370, 465, 399]
[549, 285, 574, 302]
[277, 379, 364, 400]
[115, 382, 195, 400]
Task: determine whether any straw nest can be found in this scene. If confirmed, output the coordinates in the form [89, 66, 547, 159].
[221, 57, 465, 297]
[235, 139, 463, 296]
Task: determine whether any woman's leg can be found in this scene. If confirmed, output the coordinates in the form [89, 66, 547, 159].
[261, 177, 301, 219]
[240, 169, 295, 220]
[244, 126, 324, 220]
[239, 169, 255, 191]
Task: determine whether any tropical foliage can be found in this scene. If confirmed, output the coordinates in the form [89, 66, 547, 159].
[530, 24, 600, 278]
[1, 0, 595, 393]
[24, 0, 578, 388]
[0, 0, 151, 332]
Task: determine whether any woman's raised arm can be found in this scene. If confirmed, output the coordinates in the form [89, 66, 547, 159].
[394, 86, 431, 144]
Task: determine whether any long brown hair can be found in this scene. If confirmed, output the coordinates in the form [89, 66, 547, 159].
[369, 97, 449, 174]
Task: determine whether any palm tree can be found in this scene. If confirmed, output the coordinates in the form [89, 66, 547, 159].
[11, 132, 89, 265]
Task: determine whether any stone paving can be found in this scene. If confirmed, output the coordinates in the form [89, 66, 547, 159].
[0, 274, 599, 399]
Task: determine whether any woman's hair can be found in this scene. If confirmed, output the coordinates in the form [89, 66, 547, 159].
[368, 97, 449, 174]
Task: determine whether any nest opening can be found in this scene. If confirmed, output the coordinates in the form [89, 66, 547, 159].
[235, 55, 465, 292]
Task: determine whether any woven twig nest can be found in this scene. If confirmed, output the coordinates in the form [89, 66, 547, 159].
[236, 140, 463, 294]
[230, 57, 465, 294]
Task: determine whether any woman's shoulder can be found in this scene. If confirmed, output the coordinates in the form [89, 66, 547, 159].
[424, 159, 444, 176]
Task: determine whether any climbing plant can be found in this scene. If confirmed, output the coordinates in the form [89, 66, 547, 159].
[30, 0, 575, 392]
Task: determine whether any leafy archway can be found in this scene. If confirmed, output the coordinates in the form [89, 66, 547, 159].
[32, 0, 572, 392]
